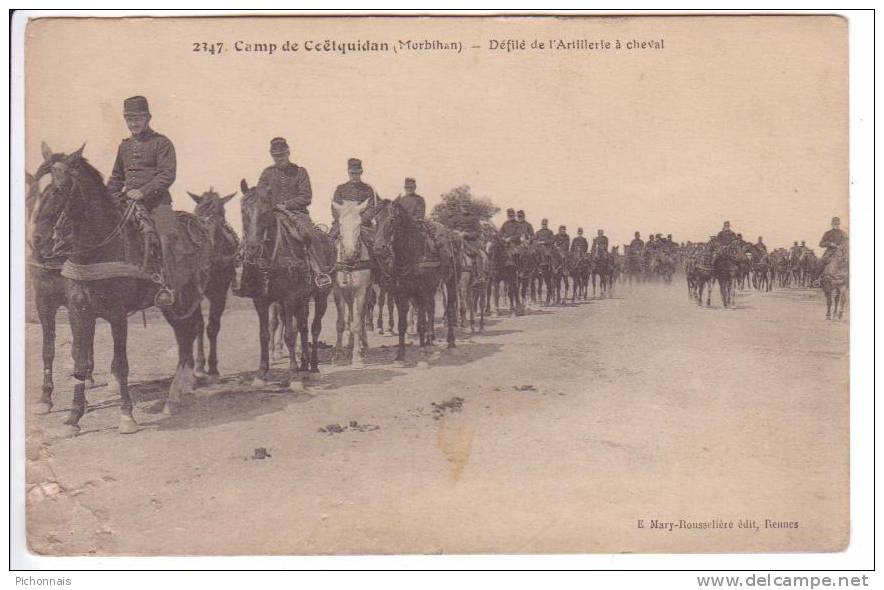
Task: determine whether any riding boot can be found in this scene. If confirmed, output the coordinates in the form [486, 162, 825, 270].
[306, 243, 332, 288]
[156, 234, 177, 307]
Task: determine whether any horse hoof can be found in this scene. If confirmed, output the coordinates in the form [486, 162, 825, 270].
[163, 402, 178, 416]
[61, 424, 81, 438]
[118, 416, 139, 434]
[33, 402, 52, 415]
[204, 373, 221, 385]
[193, 369, 208, 379]
[85, 378, 107, 390]
[351, 358, 365, 369]
[252, 378, 268, 388]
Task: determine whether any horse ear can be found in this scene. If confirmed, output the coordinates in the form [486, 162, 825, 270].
[72, 143, 86, 159]
[240, 179, 249, 194]
[187, 191, 202, 203]
[40, 142, 53, 161]
[221, 192, 237, 205]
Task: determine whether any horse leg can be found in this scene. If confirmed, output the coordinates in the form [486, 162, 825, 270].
[34, 299, 58, 414]
[395, 294, 409, 363]
[298, 300, 311, 373]
[310, 292, 328, 372]
[63, 310, 95, 433]
[194, 305, 207, 378]
[205, 286, 227, 383]
[376, 288, 385, 334]
[333, 289, 346, 359]
[166, 311, 198, 414]
[107, 316, 138, 434]
[253, 298, 271, 386]
[824, 288, 832, 319]
[351, 286, 367, 367]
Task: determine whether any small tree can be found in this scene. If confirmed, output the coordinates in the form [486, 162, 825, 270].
[430, 185, 499, 230]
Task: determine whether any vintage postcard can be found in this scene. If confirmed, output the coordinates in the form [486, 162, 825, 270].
[19, 14, 849, 556]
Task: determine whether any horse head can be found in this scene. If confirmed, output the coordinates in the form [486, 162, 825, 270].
[239, 178, 268, 250]
[190, 186, 237, 222]
[332, 198, 370, 264]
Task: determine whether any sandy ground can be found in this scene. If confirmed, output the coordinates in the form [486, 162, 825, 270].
[23, 279, 849, 555]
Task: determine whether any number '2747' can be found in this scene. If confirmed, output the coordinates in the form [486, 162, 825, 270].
[193, 42, 224, 55]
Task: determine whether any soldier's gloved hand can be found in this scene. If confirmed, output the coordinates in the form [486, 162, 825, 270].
[127, 189, 144, 201]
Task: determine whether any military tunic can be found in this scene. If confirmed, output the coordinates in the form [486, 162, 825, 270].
[628, 238, 645, 257]
[257, 163, 312, 212]
[553, 233, 571, 251]
[819, 228, 847, 250]
[332, 180, 378, 226]
[107, 128, 176, 210]
[717, 228, 736, 247]
[397, 193, 426, 221]
[570, 236, 589, 254]
[499, 219, 522, 242]
[592, 235, 609, 255]
[755, 241, 768, 254]
[534, 227, 554, 245]
[517, 221, 534, 241]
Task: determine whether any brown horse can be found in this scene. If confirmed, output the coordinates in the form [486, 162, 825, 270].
[371, 199, 460, 363]
[46, 146, 211, 435]
[713, 243, 740, 308]
[486, 235, 523, 315]
[820, 242, 848, 320]
[27, 147, 101, 412]
[188, 188, 238, 383]
[238, 179, 332, 385]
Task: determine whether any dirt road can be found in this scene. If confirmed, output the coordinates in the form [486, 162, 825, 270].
[24, 280, 849, 555]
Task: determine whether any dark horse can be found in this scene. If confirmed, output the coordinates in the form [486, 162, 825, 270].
[820, 242, 848, 320]
[371, 199, 460, 363]
[238, 179, 332, 387]
[486, 235, 523, 316]
[713, 242, 741, 308]
[188, 188, 239, 383]
[46, 146, 212, 435]
[27, 145, 102, 412]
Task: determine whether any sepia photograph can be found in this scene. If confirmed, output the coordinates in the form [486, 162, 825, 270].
[9, 9, 872, 572]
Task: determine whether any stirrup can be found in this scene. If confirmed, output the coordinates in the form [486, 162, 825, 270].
[150, 272, 165, 284]
[155, 288, 176, 307]
[314, 272, 332, 289]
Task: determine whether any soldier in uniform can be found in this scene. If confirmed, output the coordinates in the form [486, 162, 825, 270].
[331, 158, 378, 235]
[818, 216, 847, 268]
[396, 177, 425, 221]
[591, 229, 609, 257]
[717, 221, 736, 247]
[516, 210, 534, 242]
[570, 227, 589, 255]
[106, 95, 178, 306]
[534, 218, 555, 246]
[553, 225, 570, 251]
[253, 137, 330, 289]
[499, 208, 521, 243]
[789, 240, 801, 261]
[755, 236, 768, 254]
[628, 231, 644, 259]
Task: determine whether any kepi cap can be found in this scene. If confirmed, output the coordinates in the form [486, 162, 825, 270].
[270, 137, 289, 154]
[123, 96, 150, 116]
[404, 177, 416, 187]
[348, 158, 363, 171]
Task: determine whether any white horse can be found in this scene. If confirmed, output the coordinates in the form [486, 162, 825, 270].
[332, 200, 374, 366]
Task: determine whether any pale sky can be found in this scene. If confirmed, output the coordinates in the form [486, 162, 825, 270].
[25, 15, 847, 250]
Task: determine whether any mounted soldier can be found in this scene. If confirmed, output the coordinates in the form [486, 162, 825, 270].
[242, 137, 332, 295]
[717, 221, 736, 248]
[570, 227, 589, 255]
[534, 218, 554, 246]
[516, 210, 534, 242]
[755, 236, 768, 254]
[331, 157, 378, 236]
[499, 208, 521, 243]
[553, 225, 570, 252]
[819, 216, 847, 268]
[396, 177, 425, 221]
[591, 229, 609, 257]
[106, 95, 179, 306]
[628, 231, 644, 258]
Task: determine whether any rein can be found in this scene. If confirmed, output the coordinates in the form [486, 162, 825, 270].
[66, 198, 137, 257]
